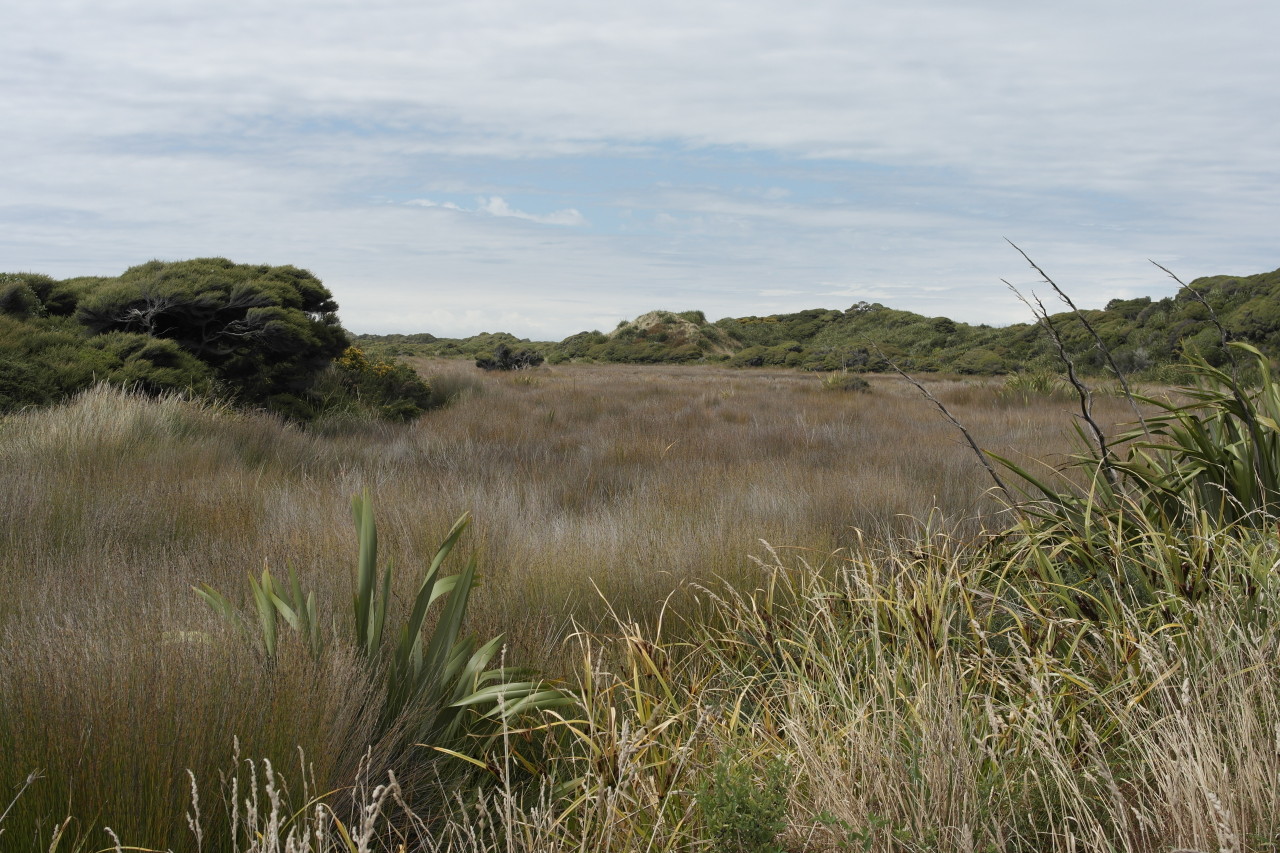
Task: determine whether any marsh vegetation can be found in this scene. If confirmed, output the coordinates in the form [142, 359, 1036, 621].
[2, 358, 1277, 852]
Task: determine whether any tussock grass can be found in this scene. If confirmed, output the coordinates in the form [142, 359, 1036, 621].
[64, 519, 1273, 853]
[0, 366, 1147, 850]
[1, 366, 1122, 652]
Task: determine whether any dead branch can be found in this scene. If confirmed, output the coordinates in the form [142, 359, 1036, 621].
[1004, 280, 1121, 493]
[1007, 240, 1150, 441]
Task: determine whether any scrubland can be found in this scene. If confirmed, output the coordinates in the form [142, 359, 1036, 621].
[2, 361, 1277, 853]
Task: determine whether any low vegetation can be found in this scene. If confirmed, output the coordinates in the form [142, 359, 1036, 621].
[359, 265, 1280, 377]
[474, 342, 545, 371]
[4, 258, 1280, 852]
[6, 344, 1279, 851]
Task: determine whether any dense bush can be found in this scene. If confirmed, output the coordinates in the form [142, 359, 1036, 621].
[332, 345, 437, 421]
[359, 266, 1280, 380]
[75, 258, 348, 412]
[0, 279, 43, 318]
[0, 259, 446, 422]
[475, 342, 545, 371]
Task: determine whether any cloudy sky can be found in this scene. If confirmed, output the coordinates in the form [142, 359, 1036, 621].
[3, 0, 1277, 338]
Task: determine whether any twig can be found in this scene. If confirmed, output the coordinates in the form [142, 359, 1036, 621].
[1150, 259, 1240, 378]
[1008, 240, 1150, 441]
[1004, 280, 1121, 493]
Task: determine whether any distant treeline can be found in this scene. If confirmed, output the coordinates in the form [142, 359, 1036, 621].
[0, 258, 435, 420]
[7, 260, 1277, 418]
[357, 267, 1280, 377]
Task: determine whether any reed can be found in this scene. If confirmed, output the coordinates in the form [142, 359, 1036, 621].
[0, 364, 1148, 850]
[64, 509, 1273, 853]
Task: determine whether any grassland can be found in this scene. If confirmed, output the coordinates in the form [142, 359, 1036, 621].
[2, 361, 1276, 852]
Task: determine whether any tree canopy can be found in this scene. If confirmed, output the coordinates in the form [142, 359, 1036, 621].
[0, 259, 432, 421]
[73, 259, 348, 414]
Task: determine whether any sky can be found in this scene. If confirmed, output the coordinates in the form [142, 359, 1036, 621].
[3, 0, 1278, 339]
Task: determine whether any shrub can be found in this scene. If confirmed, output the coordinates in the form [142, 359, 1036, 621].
[332, 345, 436, 421]
[75, 258, 349, 412]
[476, 342, 545, 371]
[729, 346, 768, 368]
[820, 372, 871, 392]
[0, 281, 43, 318]
[953, 347, 1005, 374]
[91, 332, 213, 397]
[696, 751, 791, 853]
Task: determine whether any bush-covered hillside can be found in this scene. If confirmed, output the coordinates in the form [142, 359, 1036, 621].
[721, 267, 1280, 375]
[358, 266, 1280, 376]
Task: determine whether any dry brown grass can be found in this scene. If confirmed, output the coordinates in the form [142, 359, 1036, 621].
[0, 365, 1139, 662]
[0, 364, 1145, 850]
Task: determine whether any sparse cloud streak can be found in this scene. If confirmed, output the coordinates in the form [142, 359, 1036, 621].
[408, 196, 587, 226]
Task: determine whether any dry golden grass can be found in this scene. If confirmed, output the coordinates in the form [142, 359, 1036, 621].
[0, 364, 1140, 663]
[0, 364, 1149, 851]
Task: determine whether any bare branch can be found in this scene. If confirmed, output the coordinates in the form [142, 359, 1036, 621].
[1004, 279, 1121, 493]
[1007, 239, 1150, 440]
[1150, 259, 1239, 377]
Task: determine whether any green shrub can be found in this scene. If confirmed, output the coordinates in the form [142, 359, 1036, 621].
[820, 372, 871, 392]
[476, 342, 545, 371]
[0, 281, 43, 318]
[696, 751, 791, 853]
[0, 316, 115, 411]
[332, 345, 436, 421]
[953, 347, 1005, 374]
[92, 332, 213, 397]
[75, 258, 349, 412]
[729, 346, 768, 367]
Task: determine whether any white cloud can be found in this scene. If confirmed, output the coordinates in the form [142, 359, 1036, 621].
[0, 0, 1276, 338]
[403, 197, 584, 226]
[477, 197, 586, 226]
[406, 199, 463, 210]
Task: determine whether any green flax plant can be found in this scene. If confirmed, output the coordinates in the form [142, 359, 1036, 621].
[988, 343, 1280, 620]
[197, 491, 573, 791]
[994, 345, 1280, 528]
[1117, 343, 1280, 527]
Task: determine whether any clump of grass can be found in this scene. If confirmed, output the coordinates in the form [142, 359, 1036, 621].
[420, 362, 484, 406]
[0, 612, 382, 851]
[997, 368, 1073, 403]
[8, 505, 1280, 851]
[819, 372, 871, 393]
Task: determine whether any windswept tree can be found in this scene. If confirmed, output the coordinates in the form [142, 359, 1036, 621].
[75, 258, 349, 413]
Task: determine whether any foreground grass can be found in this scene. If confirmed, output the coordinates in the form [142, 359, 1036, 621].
[3, 363, 1230, 851]
[7, 521, 1275, 852]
